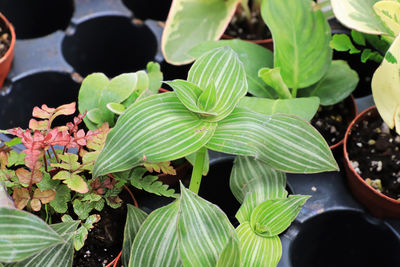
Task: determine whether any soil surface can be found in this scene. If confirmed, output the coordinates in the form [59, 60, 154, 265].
[311, 98, 355, 147]
[347, 114, 400, 200]
[224, 6, 271, 40]
[0, 17, 11, 58]
[73, 203, 127, 267]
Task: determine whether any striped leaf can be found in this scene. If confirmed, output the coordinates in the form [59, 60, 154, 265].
[165, 80, 217, 115]
[237, 222, 282, 267]
[372, 34, 400, 134]
[230, 156, 287, 223]
[216, 235, 241, 267]
[7, 221, 80, 267]
[178, 183, 240, 267]
[189, 39, 275, 98]
[261, 0, 332, 89]
[237, 96, 319, 121]
[129, 201, 182, 267]
[250, 195, 310, 237]
[187, 47, 248, 122]
[206, 108, 339, 173]
[331, 0, 390, 35]
[230, 156, 287, 204]
[161, 0, 239, 64]
[93, 92, 217, 177]
[0, 208, 64, 262]
[128, 183, 241, 267]
[122, 205, 148, 267]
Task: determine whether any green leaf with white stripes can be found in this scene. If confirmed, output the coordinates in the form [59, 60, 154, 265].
[161, 0, 239, 64]
[129, 201, 182, 267]
[206, 108, 338, 173]
[178, 183, 240, 267]
[7, 221, 80, 267]
[230, 156, 287, 204]
[250, 195, 310, 237]
[122, 205, 148, 267]
[230, 156, 287, 223]
[165, 80, 216, 115]
[93, 92, 217, 177]
[0, 208, 64, 262]
[215, 234, 241, 267]
[197, 82, 217, 112]
[237, 222, 282, 267]
[128, 183, 241, 267]
[261, 0, 332, 89]
[187, 47, 248, 122]
[189, 39, 275, 98]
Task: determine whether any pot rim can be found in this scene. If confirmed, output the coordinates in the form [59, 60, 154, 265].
[0, 12, 16, 63]
[343, 105, 400, 204]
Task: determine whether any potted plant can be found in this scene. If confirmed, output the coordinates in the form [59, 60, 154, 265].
[0, 46, 338, 266]
[330, 0, 400, 217]
[186, 0, 359, 150]
[90, 46, 338, 266]
[0, 12, 15, 89]
[90, 46, 339, 267]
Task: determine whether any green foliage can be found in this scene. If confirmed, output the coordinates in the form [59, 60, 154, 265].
[128, 183, 240, 267]
[0, 206, 79, 265]
[93, 47, 337, 179]
[330, 31, 386, 64]
[78, 62, 163, 130]
[114, 168, 177, 198]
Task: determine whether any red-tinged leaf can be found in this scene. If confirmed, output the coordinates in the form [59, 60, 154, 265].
[75, 129, 88, 146]
[15, 168, 32, 184]
[48, 102, 76, 127]
[30, 198, 42, 211]
[0, 151, 8, 169]
[29, 119, 49, 131]
[102, 177, 117, 189]
[7, 127, 25, 139]
[86, 123, 110, 151]
[15, 167, 43, 184]
[33, 188, 56, 204]
[32, 105, 54, 119]
[12, 188, 30, 210]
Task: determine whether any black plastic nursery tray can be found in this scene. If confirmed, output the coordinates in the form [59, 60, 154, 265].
[0, 1, 399, 267]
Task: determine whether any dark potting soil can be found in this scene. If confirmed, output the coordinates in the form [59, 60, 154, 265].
[0, 17, 11, 58]
[73, 204, 127, 267]
[73, 200, 129, 266]
[311, 99, 354, 147]
[224, 7, 271, 41]
[347, 115, 400, 200]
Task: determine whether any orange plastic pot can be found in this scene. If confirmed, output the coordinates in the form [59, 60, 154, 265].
[0, 12, 15, 89]
[343, 106, 400, 218]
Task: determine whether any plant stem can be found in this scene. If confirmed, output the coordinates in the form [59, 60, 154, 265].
[188, 147, 206, 194]
[292, 87, 298, 98]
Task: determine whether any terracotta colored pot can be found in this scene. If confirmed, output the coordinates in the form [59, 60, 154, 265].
[221, 33, 273, 51]
[329, 94, 358, 151]
[343, 106, 400, 218]
[0, 12, 15, 89]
